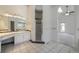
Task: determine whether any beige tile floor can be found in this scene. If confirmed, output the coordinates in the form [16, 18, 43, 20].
[1, 40, 78, 53]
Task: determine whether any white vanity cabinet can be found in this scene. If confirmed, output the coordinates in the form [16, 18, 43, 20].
[14, 31, 30, 45]
[23, 31, 30, 41]
[14, 32, 24, 45]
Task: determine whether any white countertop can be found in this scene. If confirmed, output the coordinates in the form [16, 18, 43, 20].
[0, 32, 15, 38]
[0, 31, 28, 38]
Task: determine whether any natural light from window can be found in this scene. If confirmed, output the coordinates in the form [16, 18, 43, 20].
[60, 23, 65, 32]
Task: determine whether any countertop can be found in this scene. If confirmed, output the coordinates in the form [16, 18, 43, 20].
[0, 32, 15, 38]
[0, 31, 29, 38]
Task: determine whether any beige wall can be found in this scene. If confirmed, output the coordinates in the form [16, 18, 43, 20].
[0, 5, 36, 41]
[27, 6, 33, 31]
[0, 5, 27, 18]
[0, 5, 28, 31]
[27, 6, 36, 41]
[0, 16, 9, 30]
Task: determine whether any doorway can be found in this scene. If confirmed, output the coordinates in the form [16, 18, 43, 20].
[35, 10, 43, 42]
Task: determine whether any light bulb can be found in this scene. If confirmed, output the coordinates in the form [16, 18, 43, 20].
[58, 7, 63, 13]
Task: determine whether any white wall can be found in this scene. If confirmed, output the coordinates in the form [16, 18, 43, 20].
[0, 16, 10, 31]
[50, 6, 58, 42]
[42, 5, 76, 44]
[58, 13, 75, 35]
[75, 6, 79, 49]
[27, 6, 36, 41]
[57, 6, 76, 48]
[42, 5, 57, 43]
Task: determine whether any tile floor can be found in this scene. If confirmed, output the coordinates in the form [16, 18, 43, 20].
[58, 33, 75, 48]
[1, 40, 78, 53]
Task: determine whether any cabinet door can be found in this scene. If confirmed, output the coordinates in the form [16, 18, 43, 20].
[23, 32, 30, 41]
[14, 33, 24, 45]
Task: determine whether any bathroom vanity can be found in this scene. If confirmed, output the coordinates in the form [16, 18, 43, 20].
[0, 31, 30, 52]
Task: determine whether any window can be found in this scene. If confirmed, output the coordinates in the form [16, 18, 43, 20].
[60, 23, 65, 32]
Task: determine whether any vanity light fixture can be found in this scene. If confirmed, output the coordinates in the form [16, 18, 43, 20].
[3, 13, 13, 17]
[14, 16, 26, 20]
[2, 13, 26, 20]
